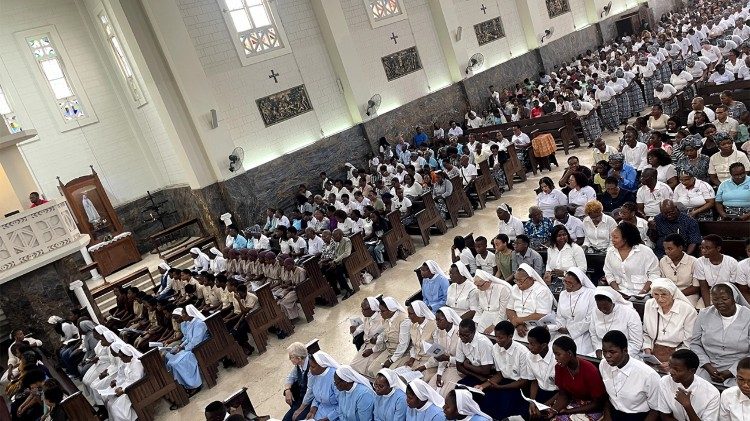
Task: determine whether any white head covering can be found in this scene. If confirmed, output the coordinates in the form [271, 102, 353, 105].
[474, 269, 512, 290]
[121, 344, 143, 358]
[383, 296, 407, 313]
[158, 261, 170, 271]
[312, 351, 340, 369]
[110, 342, 123, 354]
[409, 300, 436, 320]
[366, 296, 381, 312]
[594, 286, 633, 308]
[210, 247, 224, 258]
[437, 306, 463, 326]
[185, 304, 206, 321]
[650, 278, 692, 306]
[423, 260, 446, 279]
[453, 261, 473, 281]
[517, 263, 544, 285]
[336, 365, 374, 391]
[497, 203, 511, 214]
[455, 389, 490, 419]
[94, 325, 107, 335]
[377, 368, 406, 392]
[189, 247, 201, 255]
[716, 282, 750, 308]
[172, 307, 184, 316]
[47, 316, 63, 325]
[566, 267, 596, 290]
[408, 378, 445, 408]
[103, 330, 119, 344]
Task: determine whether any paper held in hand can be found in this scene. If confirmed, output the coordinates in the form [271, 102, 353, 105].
[521, 389, 551, 411]
[422, 341, 445, 357]
[639, 352, 663, 366]
[525, 312, 557, 328]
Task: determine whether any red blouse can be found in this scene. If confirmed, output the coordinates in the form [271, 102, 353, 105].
[554, 358, 606, 401]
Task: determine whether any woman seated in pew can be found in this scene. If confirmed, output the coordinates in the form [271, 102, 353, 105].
[599, 330, 662, 420]
[351, 297, 384, 369]
[642, 278, 698, 366]
[616, 202, 653, 249]
[362, 208, 389, 272]
[536, 177, 568, 219]
[244, 250, 265, 290]
[1, 330, 42, 390]
[106, 286, 135, 329]
[81, 326, 115, 404]
[165, 305, 209, 397]
[529, 336, 606, 420]
[550, 268, 597, 356]
[543, 225, 587, 285]
[442, 388, 490, 421]
[475, 320, 533, 419]
[589, 287, 643, 358]
[374, 368, 407, 421]
[566, 172, 597, 218]
[131, 297, 165, 351]
[406, 378, 446, 421]
[472, 270, 512, 334]
[715, 162, 750, 220]
[49, 314, 83, 376]
[694, 234, 740, 308]
[446, 262, 478, 320]
[526, 327, 558, 407]
[603, 222, 660, 296]
[276, 257, 306, 320]
[582, 200, 617, 253]
[105, 344, 144, 421]
[307, 351, 341, 421]
[89, 331, 122, 409]
[401, 301, 438, 382]
[335, 365, 376, 421]
[426, 307, 463, 399]
[40, 379, 68, 421]
[365, 297, 412, 378]
[507, 263, 555, 341]
[659, 234, 702, 307]
[672, 169, 715, 220]
[656, 349, 721, 421]
[451, 237, 476, 277]
[430, 172, 453, 219]
[690, 282, 750, 387]
[9, 367, 47, 421]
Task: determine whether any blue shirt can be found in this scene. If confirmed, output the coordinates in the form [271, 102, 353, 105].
[233, 234, 248, 249]
[716, 176, 750, 207]
[374, 389, 407, 421]
[609, 164, 638, 191]
[406, 403, 446, 421]
[422, 274, 449, 312]
[339, 384, 375, 421]
[311, 368, 340, 421]
[413, 133, 428, 147]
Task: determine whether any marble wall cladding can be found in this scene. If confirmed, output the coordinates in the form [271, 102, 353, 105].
[114, 188, 189, 254]
[538, 24, 602, 73]
[462, 52, 543, 112]
[0, 254, 82, 354]
[362, 83, 470, 150]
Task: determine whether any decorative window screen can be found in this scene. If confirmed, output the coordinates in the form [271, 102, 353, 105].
[221, 0, 290, 65]
[97, 9, 146, 107]
[364, 0, 407, 28]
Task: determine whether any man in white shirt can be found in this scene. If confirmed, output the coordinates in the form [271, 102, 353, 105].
[720, 356, 750, 420]
[304, 228, 325, 256]
[713, 106, 740, 140]
[622, 134, 648, 171]
[510, 125, 530, 149]
[448, 120, 464, 138]
[552, 205, 586, 245]
[686, 97, 716, 126]
[454, 319, 494, 385]
[708, 64, 736, 85]
[466, 111, 484, 129]
[657, 349, 721, 421]
[475, 321, 534, 398]
[636, 169, 674, 218]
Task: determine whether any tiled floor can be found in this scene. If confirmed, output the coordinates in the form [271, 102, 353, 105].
[153, 130, 622, 420]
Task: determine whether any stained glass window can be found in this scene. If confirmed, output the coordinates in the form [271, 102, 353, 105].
[0, 83, 21, 133]
[25, 34, 85, 121]
[97, 10, 145, 106]
[223, 0, 283, 57]
[370, 0, 402, 21]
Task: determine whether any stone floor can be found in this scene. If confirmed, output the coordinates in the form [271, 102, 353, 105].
[152, 129, 623, 420]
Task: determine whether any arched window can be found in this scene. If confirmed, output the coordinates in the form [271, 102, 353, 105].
[219, 0, 290, 65]
[365, 0, 407, 28]
[96, 8, 146, 107]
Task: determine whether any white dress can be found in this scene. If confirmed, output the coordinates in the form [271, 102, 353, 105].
[473, 283, 512, 332]
[554, 288, 597, 355]
[106, 360, 145, 421]
[446, 282, 479, 317]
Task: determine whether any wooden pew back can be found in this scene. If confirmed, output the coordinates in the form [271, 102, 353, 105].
[413, 192, 448, 246]
[503, 143, 526, 189]
[125, 349, 189, 421]
[698, 220, 750, 259]
[224, 387, 264, 420]
[194, 312, 248, 388]
[149, 218, 219, 261]
[343, 232, 381, 291]
[297, 256, 338, 323]
[474, 160, 503, 208]
[246, 283, 294, 354]
[445, 175, 474, 224]
[382, 210, 415, 267]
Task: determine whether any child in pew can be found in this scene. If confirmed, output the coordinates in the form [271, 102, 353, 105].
[277, 257, 306, 320]
[106, 286, 135, 329]
[199, 274, 222, 314]
[223, 283, 259, 355]
[245, 250, 266, 290]
[261, 251, 281, 290]
[174, 284, 200, 308]
[156, 303, 184, 347]
[119, 291, 148, 344]
[130, 297, 164, 350]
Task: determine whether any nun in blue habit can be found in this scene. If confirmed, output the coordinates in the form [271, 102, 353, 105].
[334, 365, 375, 421]
[165, 305, 208, 393]
[307, 351, 341, 421]
[406, 379, 446, 421]
[373, 368, 407, 421]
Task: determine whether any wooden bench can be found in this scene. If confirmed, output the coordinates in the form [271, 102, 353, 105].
[698, 79, 750, 109]
[297, 256, 339, 322]
[194, 312, 248, 389]
[382, 210, 415, 267]
[91, 267, 156, 313]
[165, 236, 215, 266]
[503, 144, 526, 190]
[224, 387, 267, 421]
[698, 220, 750, 259]
[344, 232, 381, 292]
[125, 349, 189, 421]
[405, 266, 424, 306]
[474, 160, 503, 209]
[306, 338, 321, 355]
[410, 192, 448, 246]
[445, 176, 474, 226]
[39, 353, 99, 421]
[467, 112, 580, 155]
[246, 283, 295, 354]
[149, 218, 219, 260]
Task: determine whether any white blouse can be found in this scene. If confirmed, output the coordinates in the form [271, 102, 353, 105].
[537, 190, 568, 218]
[654, 164, 678, 184]
[604, 245, 660, 295]
[491, 342, 534, 381]
[600, 358, 661, 414]
[473, 283, 512, 332]
[507, 281, 554, 318]
[554, 287, 597, 355]
[720, 386, 750, 421]
[673, 179, 715, 209]
[582, 214, 618, 251]
[446, 282, 479, 316]
[568, 186, 597, 217]
[642, 299, 698, 350]
[455, 248, 477, 275]
[474, 251, 495, 274]
[528, 347, 558, 392]
[658, 375, 720, 421]
[694, 255, 739, 287]
[545, 243, 587, 273]
[589, 304, 643, 356]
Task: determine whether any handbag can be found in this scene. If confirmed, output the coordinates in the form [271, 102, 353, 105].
[652, 313, 677, 363]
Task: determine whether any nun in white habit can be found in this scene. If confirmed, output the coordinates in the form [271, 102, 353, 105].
[82, 326, 115, 403]
[472, 270, 512, 334]
[443, 388, 491, 421]
[506, 263, 554, 342]
[446, 262, 479, 319]
[367, 297, 413, 377]
[642, 278, 698, 364]
[90, 332, 123, 406]
[406, 378, 446, 421]
[189, 247, 210, 273]
[588, 286, 643, 358]
[405, 301, 438, 381]
[105, 344, 144, 421]
[209, 247, 227, 274]
[427, 307, 464, 399]
[351, 296, 385, 374]
[549, 267, 597, 356]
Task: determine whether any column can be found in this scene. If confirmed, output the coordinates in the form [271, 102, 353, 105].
[79, 246, 102, 281]
[427, 0, 467, 83]
[69, 280, 101, 323]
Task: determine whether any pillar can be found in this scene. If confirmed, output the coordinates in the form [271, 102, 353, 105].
[69, 280, 101, 323]
[427, 0, 467, 83]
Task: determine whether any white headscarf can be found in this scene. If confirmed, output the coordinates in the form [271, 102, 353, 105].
[424, 260, 446, 279]
[437, 306, 463, 326]
[453, 261, 473, 281]
[185, 304, 206, 321]
[518, 263, 545, 285]
[312, 351, 340, 369]
[716, 282, 750, 308]
[110, 342, 123, 354]
[172, 307, 184, 316]
[410, 301, 436, 320]
[474, 269, 512, 290]
[47, 316, 63, 325]
[189, 247, 201, 255]
[210, 247, 224, 258]
[455, 389, 490, 419]
[383, 296, 407, 313]
[377, 368, 406, 393]
[158, 261, 170, 271]
[366, 296, 381, 312]
[408, 378, 445, 408]
[121, 344, 142, 359]
[103, 330, 119, 344]
[94, 325, 107, 335]
[566, 267, 596, 290]
[594, 286, 633, 308]
[650, 278, 692, 306]
[336, 365, 374, 391]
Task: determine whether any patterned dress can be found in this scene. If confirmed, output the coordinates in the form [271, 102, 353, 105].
[628, 83, 646, 115]
[580, 113, 603, 145]
[642, 77, 655, 106]
[675, 155, 710, 183]
[600, 100, 620, 132]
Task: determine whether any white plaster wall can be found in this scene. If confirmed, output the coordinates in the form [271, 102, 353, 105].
[0, 0, 161, 205]
[526, 0, 577, 45]
[175, 0, 352, 169]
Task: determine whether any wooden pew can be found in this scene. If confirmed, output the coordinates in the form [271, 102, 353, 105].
[306, 338, 321, 355]
[343, 232, 381, 292]
[165, 237, 215, 266]
[411, 192, 449, 246]
[194, 312, 248, 389]
[503, 144, 526, 190]
[382, 210, 415, 267]
[91, 267, 156, 314]
[298, 256, 339, 322]
[224, 387, 267, 420]
[125, 349, 189, 421]
[405, 266, 424, 306]
[246, 283, 295, 354]
[60, 392, 99, 421]
[698, 220, 750, 259]
[149, 218, 219, 261]
[698, 79, 750, 109]
[467, 112, 580, 155]
[474, 160, 503, 209]
[445, 175, 474, 226]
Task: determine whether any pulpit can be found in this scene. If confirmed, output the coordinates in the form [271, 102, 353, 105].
[57, 167, 140, 276]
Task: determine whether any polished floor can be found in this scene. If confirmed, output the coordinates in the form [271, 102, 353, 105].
[154, 130, 622, 420]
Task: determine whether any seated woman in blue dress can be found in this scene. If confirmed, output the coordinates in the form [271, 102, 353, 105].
[406, 378, 446, 421]
[373, 368, 407, 421]
[165, 305, 208, 399]
[334, 365, 375, 421]
[307, 351, 341, 421]
[442, 388, 490, 421]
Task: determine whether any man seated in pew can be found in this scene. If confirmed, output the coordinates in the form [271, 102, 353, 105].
[558, 156, 593, 195]
[457, 155, 479, 210]
[320, 229, 355, 300]
[650, 200, 703, 258]
[118, 291, 147, 343]
[281, 226, 308, 260]
[694, 234, 740, 307]
[1, 329, 42, 389]
[709, 134, 749, 188]
[509, 235, 544, 282]
[203, 275, 232, 316]
[637, 168, 674, 219]
[105, 344, 144, 421]
[510, 125, 531, 170]
[166, 305, 209, 397]
[225, 282, 261, 354]
[552, 205, 585, 245]
[260, 251, 281, 290]
[361, 208, 388, 272]
[715, 162, 750, 220]
[656, 349, 721, 421]
[241, 250, 264, 288]
[40, 378, 68, 421]
[133, 297, 168, 352]
[524, 206, 554, 250]
[707, 63, 735, 85]
[247, 225, 271, 251]
[720, 356, 750, 420]
[174, 283, 200, 309]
